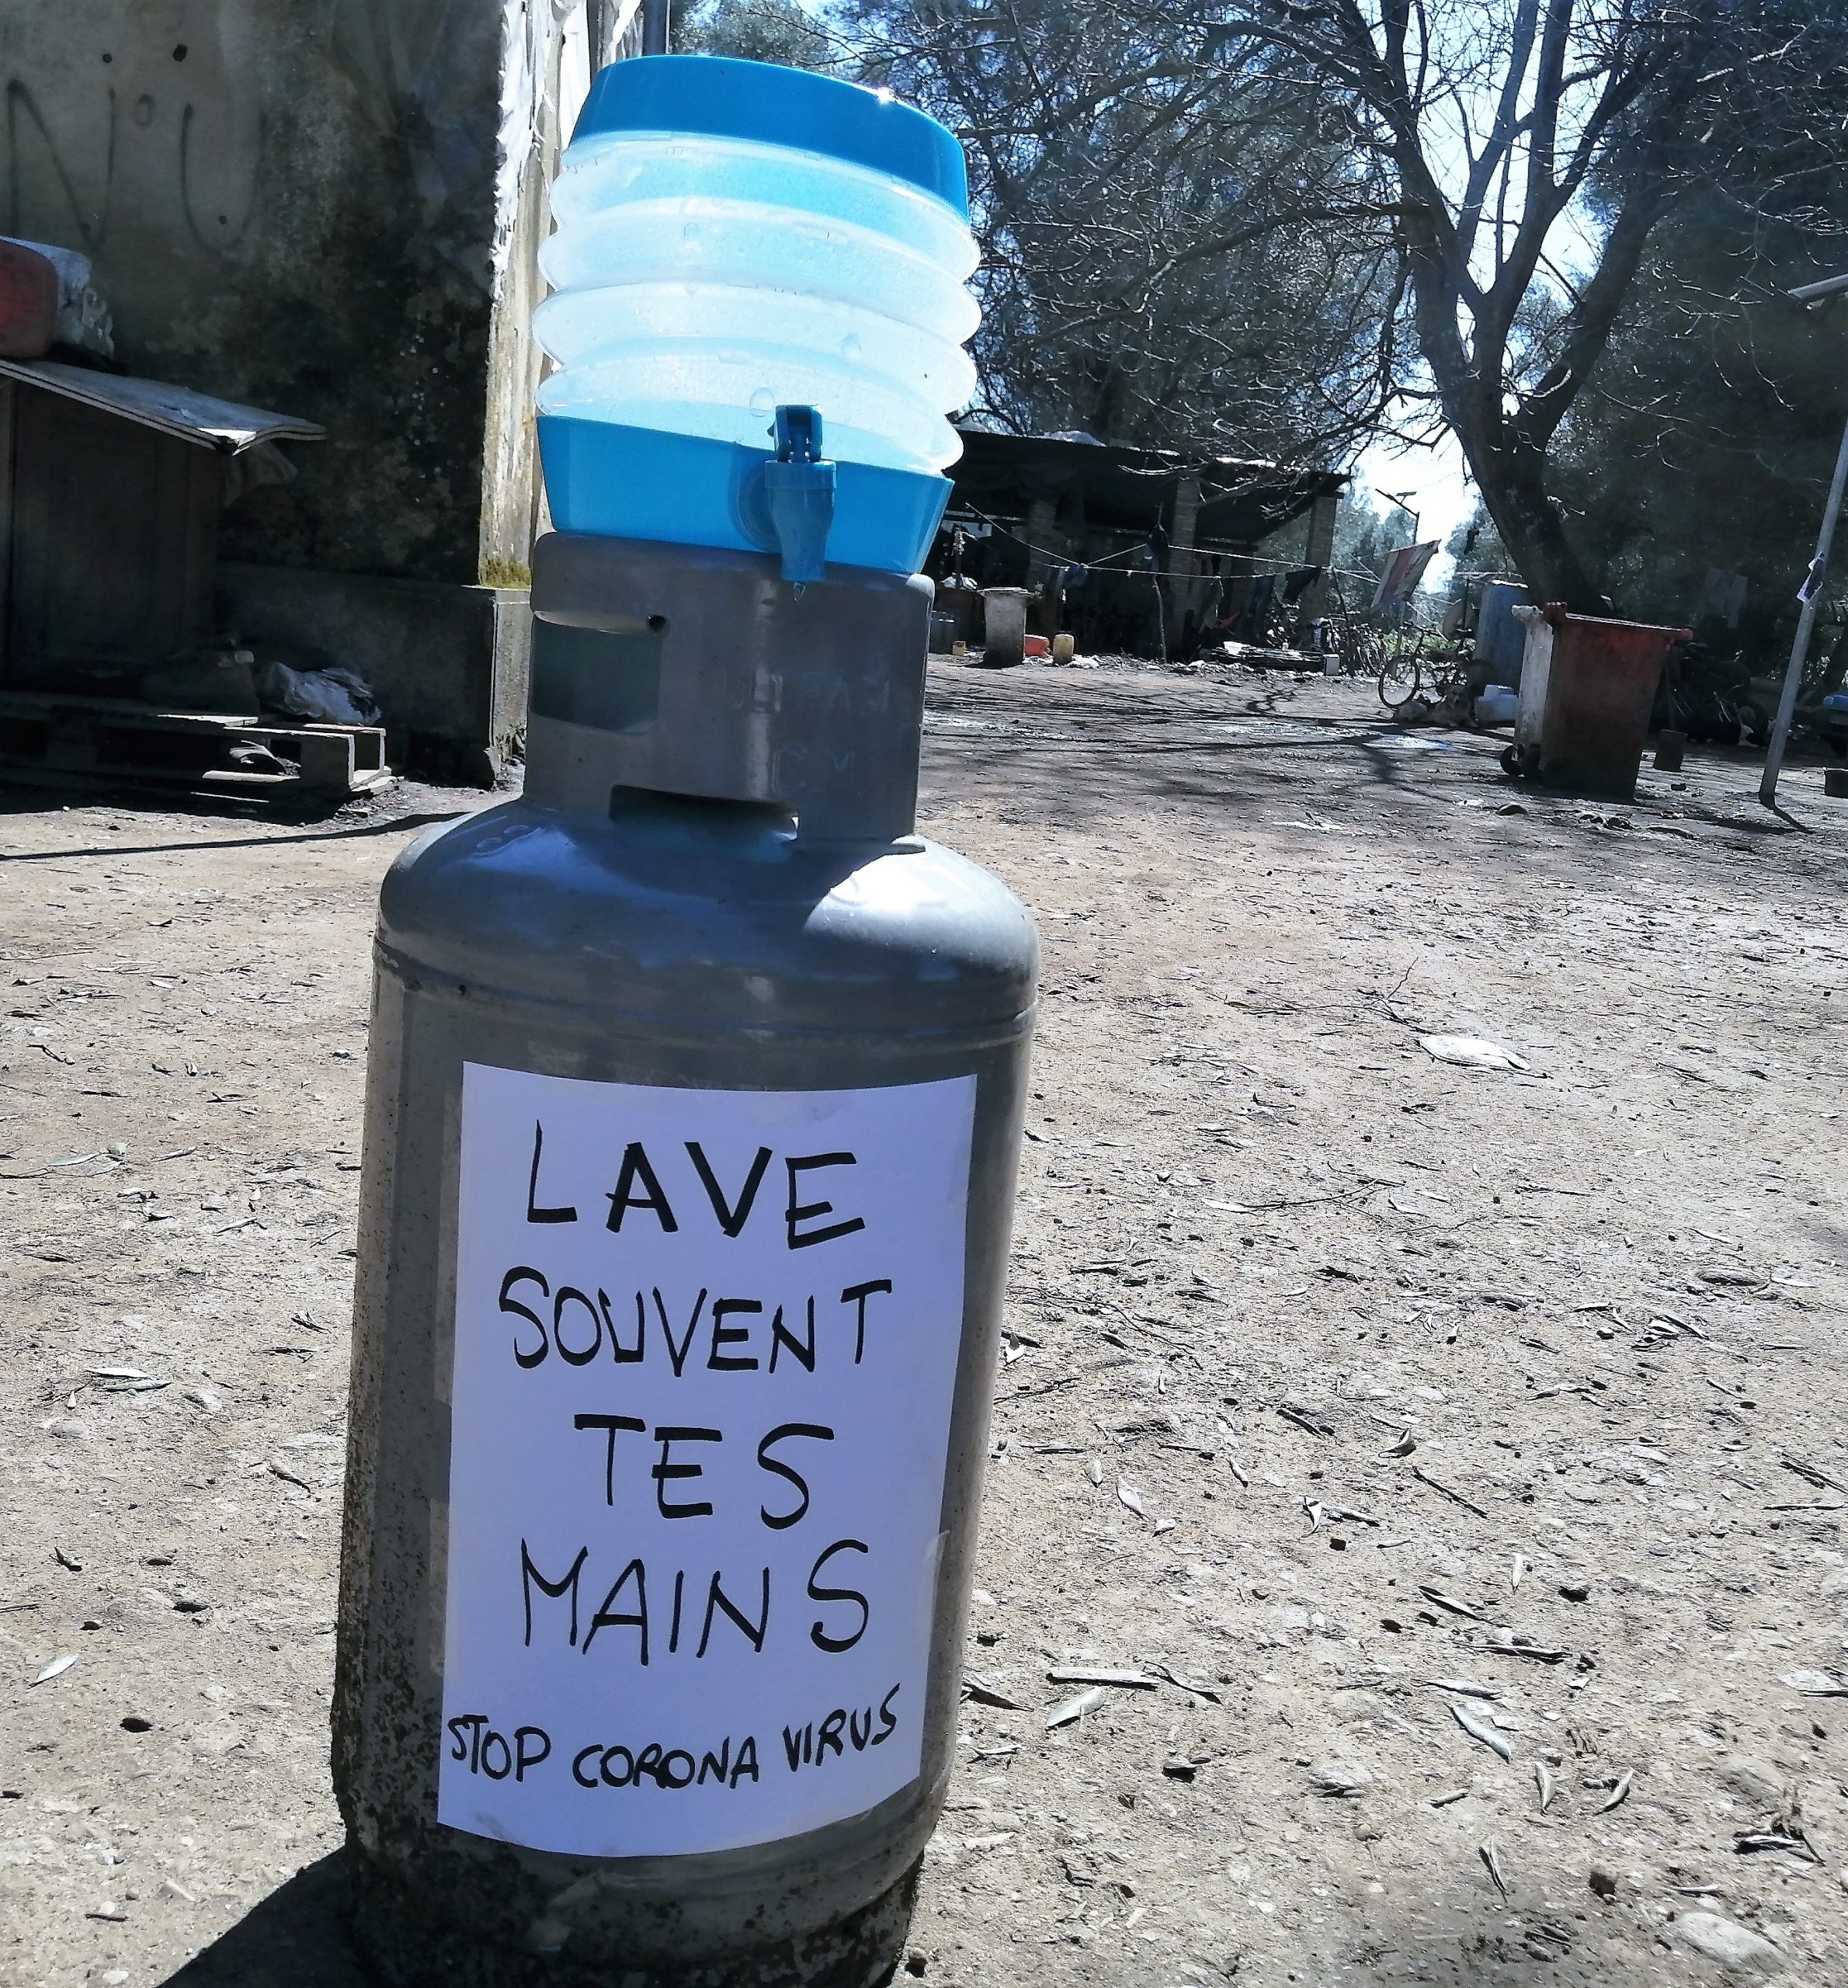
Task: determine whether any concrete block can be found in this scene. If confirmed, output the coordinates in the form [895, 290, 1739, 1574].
[219, 563, 528, 786]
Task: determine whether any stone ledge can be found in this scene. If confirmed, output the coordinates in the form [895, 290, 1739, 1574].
[217, 563, 528, 787]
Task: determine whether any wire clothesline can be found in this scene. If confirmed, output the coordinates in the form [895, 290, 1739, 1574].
[943, 502, 1384, 588]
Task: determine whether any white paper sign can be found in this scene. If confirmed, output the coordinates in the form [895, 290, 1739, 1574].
[439, 1064, 975, 1858]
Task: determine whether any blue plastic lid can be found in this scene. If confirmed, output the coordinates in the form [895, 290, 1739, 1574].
[570, 54, 969, 217]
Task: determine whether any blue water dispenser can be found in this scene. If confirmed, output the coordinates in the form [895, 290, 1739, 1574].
[535, 54, 978, 575]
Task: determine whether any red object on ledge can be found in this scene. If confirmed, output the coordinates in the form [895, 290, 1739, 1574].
[0, 242, 58, 360]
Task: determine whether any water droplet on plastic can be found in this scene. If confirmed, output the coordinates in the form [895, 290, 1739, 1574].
[749, 388, 775, 414]
[840, 334, 863, 361]
[682, 222, 701, 241]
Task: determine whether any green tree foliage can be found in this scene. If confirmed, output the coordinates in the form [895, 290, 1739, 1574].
[1550, 178, 1848, 673]
[675, 0, 835, 68]
[1443, 504, 1513, 584]
[666, 0, 1848, 631]
[839, 0, 1410, 464]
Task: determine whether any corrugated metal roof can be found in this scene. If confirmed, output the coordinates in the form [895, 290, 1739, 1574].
[949, 426, 1346, 547]
[0, 359, 323, 453]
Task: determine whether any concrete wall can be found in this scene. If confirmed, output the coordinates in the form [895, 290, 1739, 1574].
[0, 0, 633, 775]
[0, 0, 508, 585]
[218, 560, 530, 784]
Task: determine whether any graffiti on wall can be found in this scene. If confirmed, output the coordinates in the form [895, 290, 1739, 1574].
[1, 3, 261, 263]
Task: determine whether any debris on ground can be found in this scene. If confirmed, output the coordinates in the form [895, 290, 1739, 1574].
[3, 668, 1846, 1983]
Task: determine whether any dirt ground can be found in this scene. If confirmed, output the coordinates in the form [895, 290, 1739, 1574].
[2, 660, 1846, 1988]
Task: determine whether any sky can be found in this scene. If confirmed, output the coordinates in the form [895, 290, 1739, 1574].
[1350, 429, 1477, 588]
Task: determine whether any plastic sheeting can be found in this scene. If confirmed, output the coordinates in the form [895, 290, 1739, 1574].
[495, 0, 639, 283]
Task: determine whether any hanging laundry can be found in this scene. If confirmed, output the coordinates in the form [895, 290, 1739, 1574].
[1238, 572, 1277, 637]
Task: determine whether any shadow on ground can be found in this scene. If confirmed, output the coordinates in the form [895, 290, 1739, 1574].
[161, 1852, 366, 1988]
[0, 808, 474, 867]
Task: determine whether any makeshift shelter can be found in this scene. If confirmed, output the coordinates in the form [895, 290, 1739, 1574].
[932, 428, 1346, 656]
[0, 360, 321, 691]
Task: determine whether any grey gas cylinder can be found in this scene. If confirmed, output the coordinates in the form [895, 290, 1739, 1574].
[333, 533, 1039, 1987]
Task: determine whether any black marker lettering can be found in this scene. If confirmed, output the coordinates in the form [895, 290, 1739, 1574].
[874, 1681, 901, 1743]
[514, 1726, 551, 1780]
[653, 1287, 708, 1377]
[756, 1423, 835, 1531]
[806, 1538, 871, 1653]
[606, 1142, 679, 1234]
[841, 1279, 894, 1364]
[785, 1152, 866, 1249]
[768, 1298, 816, 1374]
[520, 1541, 589, 1648]
[697, 1567, 770, 1656]
[816, 1708, 846, 1761]
[526, 1121, 577, 1223]
[572, 1413, 644, 1507]
[597, 1286, 644, 1362]
[685, 1141, 773, 1236]
[707, 1297, 761, 1371]
[652, 1427, 721, 1520]
[582, 1556, 648, 1663]
[731, 1735, 759, 1785]
[500, 1267, 550, 1368]
[571, 1743, 600, 1788]
[552, 1286, 601, 1365]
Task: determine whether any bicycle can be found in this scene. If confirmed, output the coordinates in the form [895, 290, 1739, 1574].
[1376, 626, 1477, 723]
[1320, 604, 1388, 679]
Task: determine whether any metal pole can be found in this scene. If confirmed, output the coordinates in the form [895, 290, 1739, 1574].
[1381, 490, 1420, 542]
[641, 0, 670, 54]
[1759, 405, 1848, 808]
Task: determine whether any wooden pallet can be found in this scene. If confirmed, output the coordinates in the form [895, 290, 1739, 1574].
[0, 689, 391, 798]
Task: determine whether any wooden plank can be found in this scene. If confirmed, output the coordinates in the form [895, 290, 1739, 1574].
[6, 388, 221, 686]
[0, 686, 391, 797]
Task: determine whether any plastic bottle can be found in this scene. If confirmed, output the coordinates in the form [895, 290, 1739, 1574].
[535, 56, 979, 575]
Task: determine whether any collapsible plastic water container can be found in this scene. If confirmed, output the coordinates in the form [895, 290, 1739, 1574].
[536, 55, 978, 575]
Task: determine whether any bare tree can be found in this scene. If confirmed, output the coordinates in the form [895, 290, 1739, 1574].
[1202, 0, 1848, 607]
[842, 1, 1412, 465]
[707, 0, 1848, 606]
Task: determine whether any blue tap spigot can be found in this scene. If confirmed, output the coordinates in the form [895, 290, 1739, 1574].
[762, 404, 836, 583]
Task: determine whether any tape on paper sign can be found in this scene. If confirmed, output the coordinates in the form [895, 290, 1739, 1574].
[439, 1065, 976, 1858]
